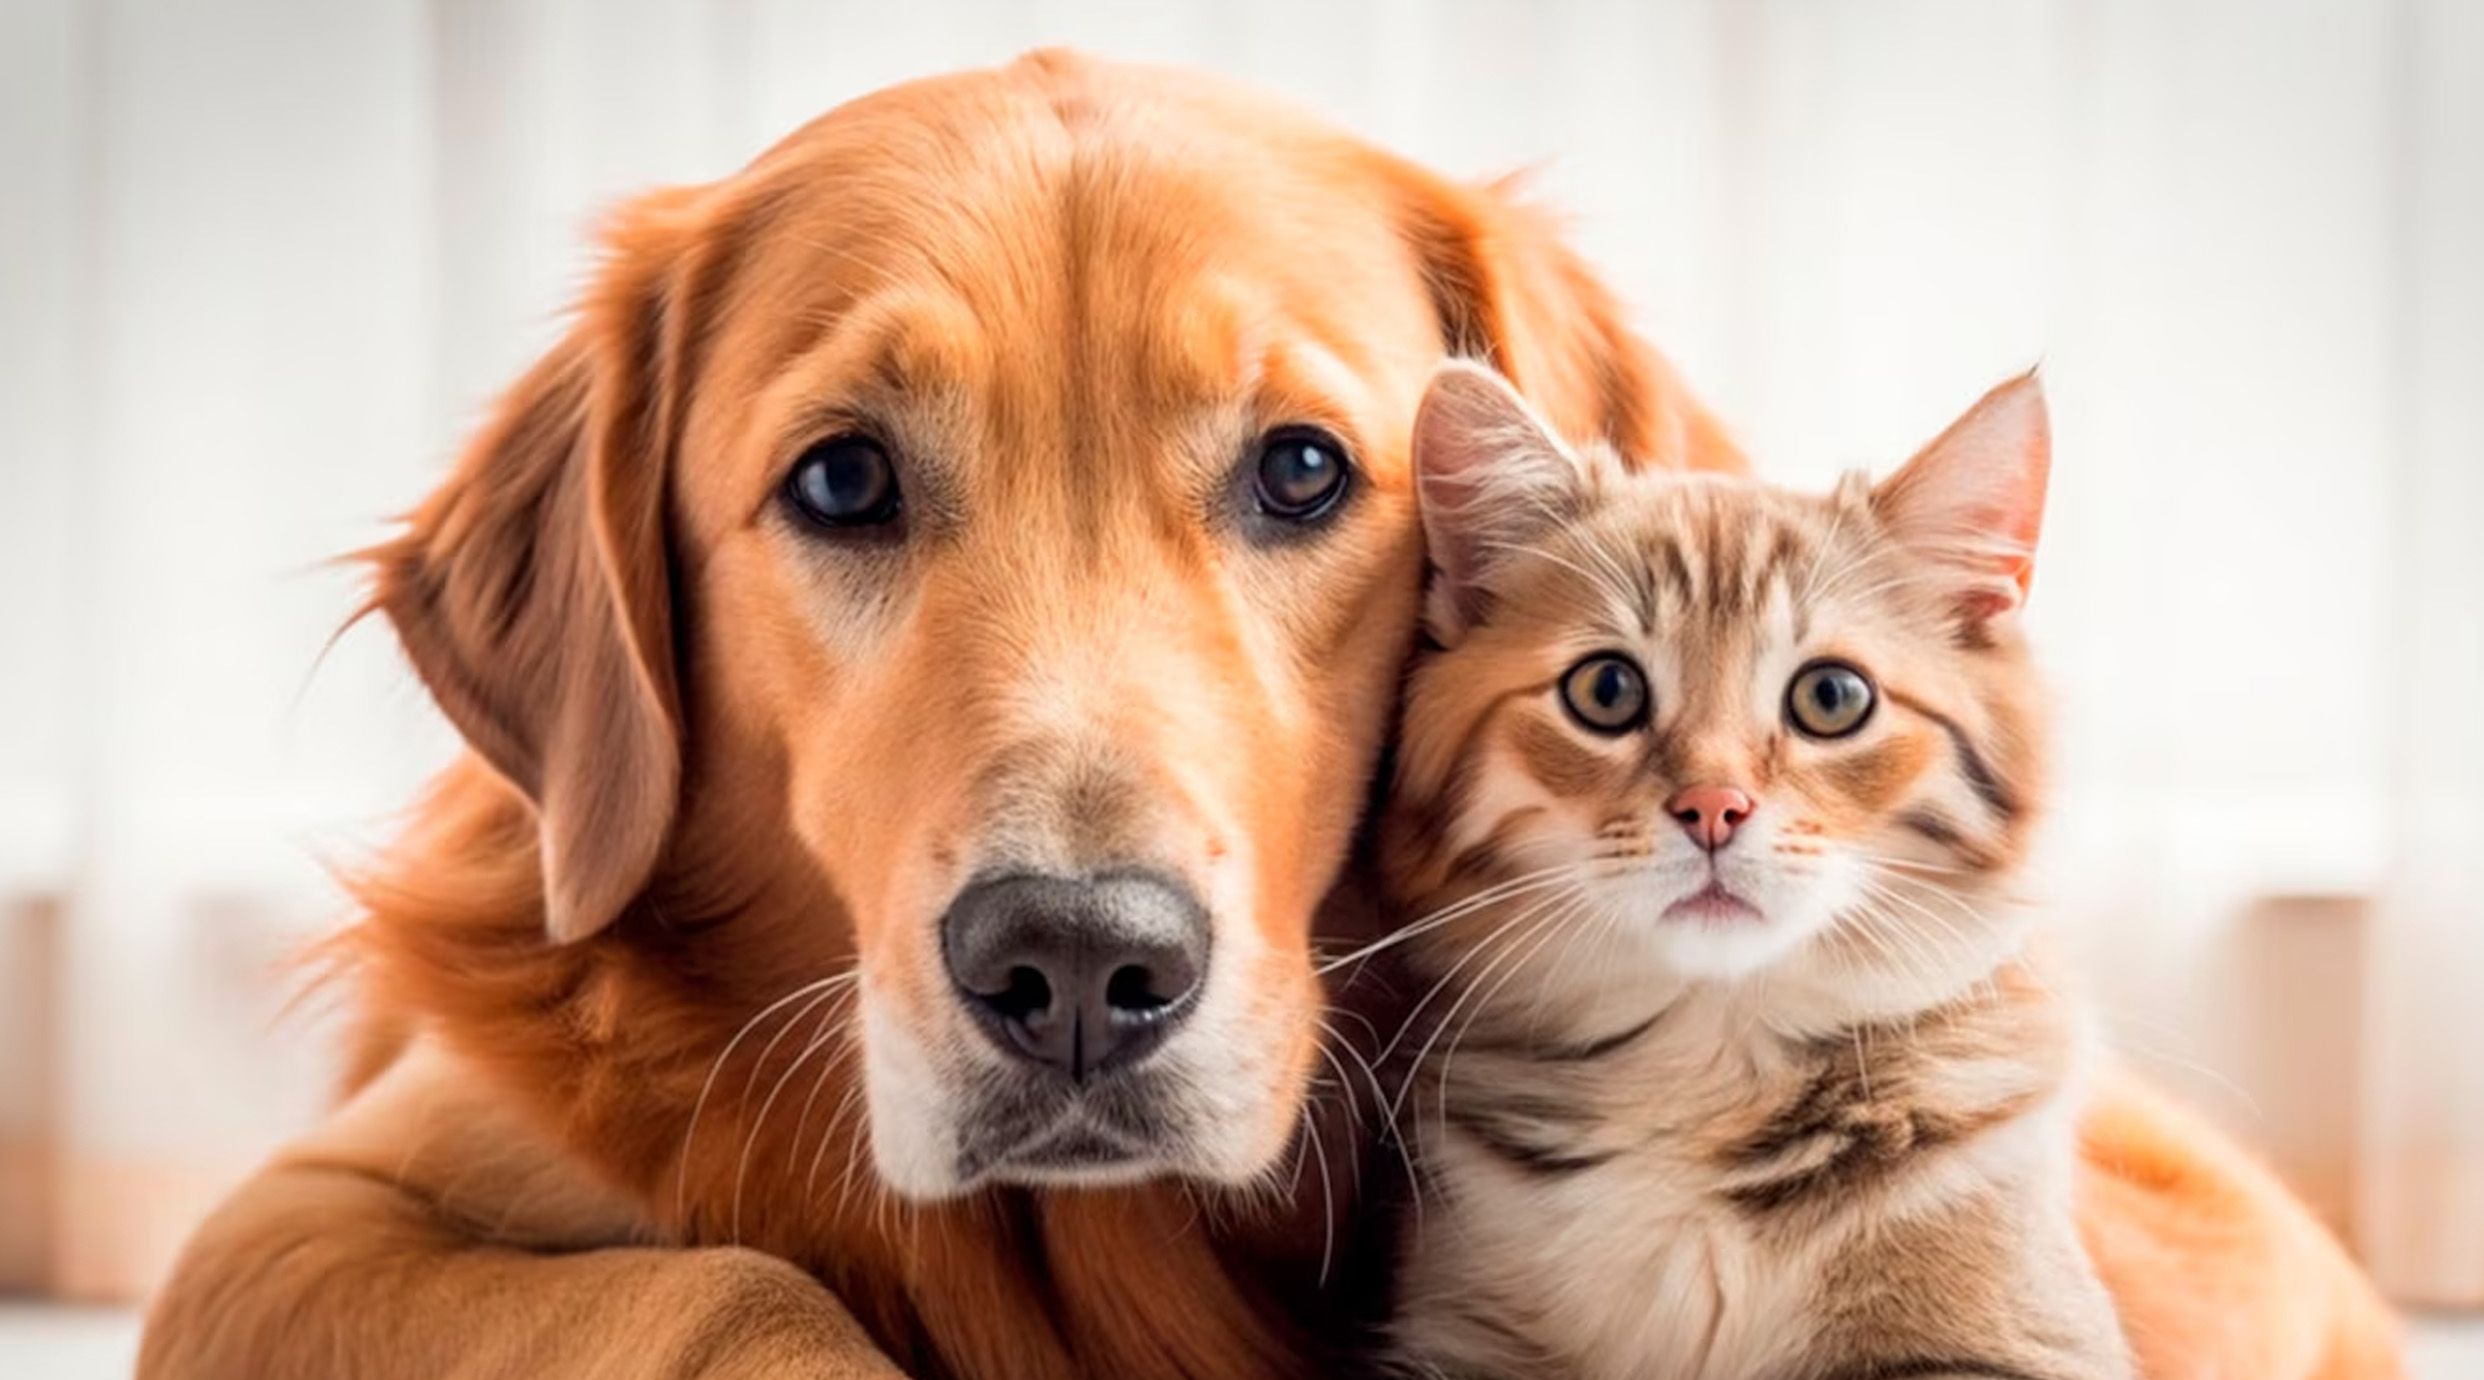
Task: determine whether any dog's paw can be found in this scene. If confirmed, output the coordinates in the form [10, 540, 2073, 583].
[651, 1248, 906, 1380]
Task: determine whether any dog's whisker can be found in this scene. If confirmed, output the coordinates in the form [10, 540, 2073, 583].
[732, 995, 852, 1244]
[785, 987, 863, 1179]
[674, 968, 858, 1227]
[1302, 1091, 1338, 1289]
[807, 1073, 869, 1203]
[829, 1080, 879, 1223]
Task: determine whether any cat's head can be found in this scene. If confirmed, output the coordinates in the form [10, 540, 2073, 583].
[1389, 362, 2051, 1009]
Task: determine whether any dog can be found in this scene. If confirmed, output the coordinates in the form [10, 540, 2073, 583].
[138, 50, 1733, 1380]
[138, 49, 2396, 1380]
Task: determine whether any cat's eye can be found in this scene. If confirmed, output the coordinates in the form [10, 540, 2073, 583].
[1560, 654, 1650, 734]
[1786, 661, 1876, 738]
[784, 435, 900, 529]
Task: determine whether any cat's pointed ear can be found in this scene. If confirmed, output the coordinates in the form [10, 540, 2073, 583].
[1871, 370, 2051, 622]
[1414, 360, 1590, 638]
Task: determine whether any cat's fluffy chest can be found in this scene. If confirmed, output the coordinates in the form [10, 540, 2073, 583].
[1418, 1094, 1815, 1380]
[1399, 980, 2080, 1380]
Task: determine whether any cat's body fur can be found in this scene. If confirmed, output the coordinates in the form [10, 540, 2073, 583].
[1379, 363, 2131, 1380]
[1390, 953, 2117, 1380]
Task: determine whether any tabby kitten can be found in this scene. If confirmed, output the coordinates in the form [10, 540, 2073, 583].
[1379, 363, 2129, 1380]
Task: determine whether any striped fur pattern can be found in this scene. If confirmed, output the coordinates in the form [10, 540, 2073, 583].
[1380, 364, 2131, 1380]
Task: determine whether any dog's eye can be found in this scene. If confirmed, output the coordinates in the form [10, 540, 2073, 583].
[1560, 654, 1649, 734]
[1786, 660, 1875, 738]
[784, 435, 900, 529]
[1252, 428, 1351, 521]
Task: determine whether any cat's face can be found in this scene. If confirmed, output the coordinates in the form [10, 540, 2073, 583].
[1390, 364, 2051, 1002]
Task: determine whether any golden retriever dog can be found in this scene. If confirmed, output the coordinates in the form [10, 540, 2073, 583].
[139, 48, 2394, 1380]
[138, 49, 1734, 1380]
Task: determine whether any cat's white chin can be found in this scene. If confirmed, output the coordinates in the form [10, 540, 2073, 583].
[1638, 907, 1819, 979]
[1606, 854, 1854, 981]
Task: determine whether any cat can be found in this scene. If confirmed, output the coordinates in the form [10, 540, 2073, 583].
[1375, 361, 2131, 1380]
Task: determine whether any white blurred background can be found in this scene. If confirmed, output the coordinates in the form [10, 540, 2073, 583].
[3, 0, 2481, 1359]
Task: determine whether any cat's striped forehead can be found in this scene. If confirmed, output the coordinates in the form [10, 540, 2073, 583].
[1496, 472, 1874, 654]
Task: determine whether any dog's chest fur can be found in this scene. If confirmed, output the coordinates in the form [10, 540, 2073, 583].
[1392, 975, 2085, 1380]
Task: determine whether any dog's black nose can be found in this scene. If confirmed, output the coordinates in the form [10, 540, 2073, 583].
[941, 872, 1208, 1083]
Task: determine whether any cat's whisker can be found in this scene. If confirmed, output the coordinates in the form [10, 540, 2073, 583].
[1313, 1019, 1380, 1133]
[1843, 845, 1986, 879]
[1858, 867, 2002, 955]
[1380, 890, 1580, 1123]
[1313, 1019, 1398, 1216]
[1834, 886, 1957, 1004]
[1845, 871, 2008, 1014]
[1410, 913, 1559, 1136]
[1530, 894, 1618, 1028]
[1323, 1002, 1386, 1052]
[1375, 883, 1582, 1070]
[1428, 896, 1595, 1142]
[1316, 862, 1605, 975]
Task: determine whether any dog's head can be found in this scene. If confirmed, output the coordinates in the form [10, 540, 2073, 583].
[371, 52, 1734, 1204]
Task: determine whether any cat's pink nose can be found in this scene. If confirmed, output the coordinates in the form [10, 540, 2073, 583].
[1667, 785, 1754, 852]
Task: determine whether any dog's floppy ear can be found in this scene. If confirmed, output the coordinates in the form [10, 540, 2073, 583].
[370, 191, 706, 944]
[1398, 169, 1742, 474]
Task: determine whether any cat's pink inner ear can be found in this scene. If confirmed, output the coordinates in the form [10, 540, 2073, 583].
[1412, 360, 1583, 628]
[1872, 370, 2052, 608]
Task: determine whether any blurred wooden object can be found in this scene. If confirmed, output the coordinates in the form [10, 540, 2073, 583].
[0, 891, 62, 1294]
[1, 885, 323, 1303]
[2226, 894, 2370, 1243]
[2093, 890, 2373, 1251]
[47, 886, 317, 1304]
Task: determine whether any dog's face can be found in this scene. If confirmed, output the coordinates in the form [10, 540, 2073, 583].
[677, 92, 1450, 1197]
[376, 53, 1731, 1208]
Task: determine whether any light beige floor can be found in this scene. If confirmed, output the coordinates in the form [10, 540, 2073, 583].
[0, 1306, 138, 1377]
[5, 1304, 2482, 1376]
[2408, 1313, 2484, 1378]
